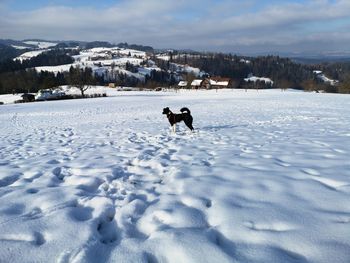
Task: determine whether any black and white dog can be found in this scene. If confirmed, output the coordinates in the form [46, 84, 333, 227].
[162, 107, 194, 133]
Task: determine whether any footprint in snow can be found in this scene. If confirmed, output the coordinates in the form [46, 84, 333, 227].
[97, 210, 119, 244]
[26, 188, 39, 194]
[69, 205, 93, 222]
[0, 173, 21, 187]
[1, 203, 26, 215]
[52, 166, 72, 181]
[33, 231, 46, 246]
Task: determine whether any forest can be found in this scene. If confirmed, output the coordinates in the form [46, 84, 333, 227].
[166, 52, 350, 93]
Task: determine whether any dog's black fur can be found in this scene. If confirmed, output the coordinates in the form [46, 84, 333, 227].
[162, 107, 194, 131]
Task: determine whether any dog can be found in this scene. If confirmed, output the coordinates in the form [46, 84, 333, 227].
[162, 107, 194, 133]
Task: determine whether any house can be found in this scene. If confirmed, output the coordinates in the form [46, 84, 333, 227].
[191, 79, 204, 89]
[313, 70, 339, 86]
[209, 77, 231, 89]
[190, 77, 232, 89]
[178, 81, 188, 88]
[90, 53, 112, 61]
[244, 75, 274, 86]
[21, 93, 35, 102]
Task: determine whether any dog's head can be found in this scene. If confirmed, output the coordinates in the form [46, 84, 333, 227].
[162, 107, 170, 115]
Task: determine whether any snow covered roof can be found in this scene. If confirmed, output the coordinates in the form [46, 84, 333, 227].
[244, 76, 273, 85]
[156, 54, 170, 61]
[211, 81, 229, 86]
[178, 81, 188, 87]
[191, 79, 203, 86]
[240, 59, 251, 64]
[209, 78, 230, 86]
[316, 74, 339, 86]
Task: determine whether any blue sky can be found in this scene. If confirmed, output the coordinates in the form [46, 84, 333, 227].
[6, 0, 119, 10]
[1, 0, 350, 54]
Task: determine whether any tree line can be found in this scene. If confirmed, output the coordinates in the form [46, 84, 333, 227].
[1, 45, 350, 94]
[0, 49, 74, 73]
[169, 53, 350, 93]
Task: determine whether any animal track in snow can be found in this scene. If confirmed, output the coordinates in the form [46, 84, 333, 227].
[69, 204, 93, 222]
[97, 209, 119, 244]
[1, 203, 26, 216]
[33, 231, 46, 246]
[52, 166, 72, 181]
[0, 173, 21, 187]
[26, 188, 39, 194]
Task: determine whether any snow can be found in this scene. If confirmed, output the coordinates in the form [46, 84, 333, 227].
[156, 54, 170, 61]
[318, 75, 339, 86]
[245, 76, 274, 85]
[98, 57, 144, 67]
[73, 48, 147, 65]
[81, 47, 146, 59]
[35, 64, 76, 74]
[11, 45, 28, 50]
[0, 89, 350, 263]
[170, 63, 204, 77]
[0, 94, 23, 104]
[67, 47, 149, 81]
[0, 87, 140, 105]
[14, 50, 49, 62]
[209, 79, 229, 86]
[313, 71, 339, 86]
[23, 41, 58, 49]
[137, 67, 162, 77]
[57, 86, 131, 96]
[240, 59, 251, 64]
[178, 81, 188, 87]
[191, 79, 203, 86]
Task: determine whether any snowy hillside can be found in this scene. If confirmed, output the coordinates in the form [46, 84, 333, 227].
[11, 45, 28, 50]
[14, 50, 49, 62]
[0, 90, 349, 263]
[23, 41, 58, 49]
[31, 46, 153, 81]
[8, 44, 203, 86]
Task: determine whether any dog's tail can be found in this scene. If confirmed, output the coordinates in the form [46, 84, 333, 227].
[180, 107, 191, 114]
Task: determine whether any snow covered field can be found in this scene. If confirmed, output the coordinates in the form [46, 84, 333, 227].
[0, 90, 349, 263]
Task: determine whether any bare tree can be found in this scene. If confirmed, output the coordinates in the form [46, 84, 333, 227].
[69, 66, 95, 97]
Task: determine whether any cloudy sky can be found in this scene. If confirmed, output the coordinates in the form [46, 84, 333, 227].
[1, 0, 350, 54]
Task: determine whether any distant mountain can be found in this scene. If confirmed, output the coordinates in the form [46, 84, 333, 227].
[0, 39, 156, 54]
[117, 42, 154, 53]
[0, 44, 26, 61]
[291, 55, 350, 64]
[0, 39, 35, 48]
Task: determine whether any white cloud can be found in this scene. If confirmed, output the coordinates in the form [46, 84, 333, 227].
[0, 0, 349, 53]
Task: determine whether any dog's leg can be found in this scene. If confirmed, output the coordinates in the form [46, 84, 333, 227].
[172, 124, 176, 134]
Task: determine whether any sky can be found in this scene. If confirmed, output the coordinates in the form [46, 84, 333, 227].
[0, 0, 350, 54]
